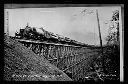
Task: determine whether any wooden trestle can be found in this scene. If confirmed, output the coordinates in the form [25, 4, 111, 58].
[15, 39, 99, 81]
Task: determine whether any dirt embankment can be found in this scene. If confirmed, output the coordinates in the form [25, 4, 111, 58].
[4, 35, 72, 81]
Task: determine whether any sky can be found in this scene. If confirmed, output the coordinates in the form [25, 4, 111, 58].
[4, 7, 121, 45]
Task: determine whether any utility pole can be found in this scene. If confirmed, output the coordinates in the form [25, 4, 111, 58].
[80, 9, 104, 71]
[96, 9, 104, 71]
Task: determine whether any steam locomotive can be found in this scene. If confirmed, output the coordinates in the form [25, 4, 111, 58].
[15, 25, 86, 46]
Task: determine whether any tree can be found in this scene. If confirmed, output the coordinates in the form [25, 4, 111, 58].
[106, 10, 119, 46]
[103, 10, 120, 80]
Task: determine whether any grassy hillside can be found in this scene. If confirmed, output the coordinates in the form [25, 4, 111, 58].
[4, 35, 72, 81]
